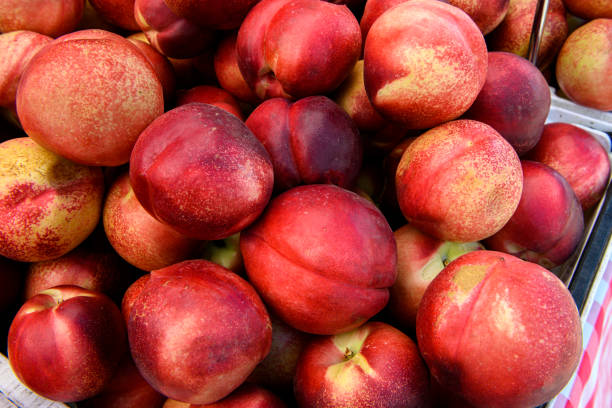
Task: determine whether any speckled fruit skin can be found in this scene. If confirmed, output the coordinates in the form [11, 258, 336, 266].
[134, 0, 216, 59]
[526, 123, 611, 211]
[176, 85, 244, 120]
[245, 96, 363, 193]
[0, 137, 104, 262]
[103, 173, 201, 272]
[555, 18, 612, 112]
[121, 274, 150, 323]
[164, 0, 260, 30]
[487, 0, 568, 69]
[24, 246, 123, 299]
[163, 384, 287, 408]
[563, 0, 612, 19]
[0, 0, 84, 37]
[360, 0, 451, 43]
[79, 355, 165, 408]
[463, 52, 551, 156]
[89, 0, 139, 31]
[0, 31, 52, 111]
[237, 0, 362, 100]
[334, 60, 387, 133]
[240, 184, 397, 335]
[16, 30, 164, 166]
[395, 120, 523, 243]
[416, 250, 582, 408]
[294, 321, 431, 408]
[127, 33, 177, 107]
[8, 286, 127, 403]
[485, 161, 585, 269]
[448, 0, 509, 34]
[129, 103, 274, 241]
[127, 260, 272, 405]
[363, 0, 487, 130]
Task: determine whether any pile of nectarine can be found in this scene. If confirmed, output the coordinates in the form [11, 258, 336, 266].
[0, 0, 610, 407]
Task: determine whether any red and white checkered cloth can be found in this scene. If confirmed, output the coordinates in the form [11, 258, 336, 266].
[549, 251, 612, 408]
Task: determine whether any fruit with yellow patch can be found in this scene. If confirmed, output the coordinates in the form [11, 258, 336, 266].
[417, 250, 582, 408]
[363, 0, 487, 129]
[555, 18, 612, 111]
[294, 321, 431, 407]
[388, 223, 483, 330]
[395, 119, 523, 243]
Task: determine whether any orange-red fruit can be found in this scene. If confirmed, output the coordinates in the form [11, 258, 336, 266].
[363, 0, 487, 129]
[8, 286, 127, 402]
[0, 30, 52, 110]
[526, 123, 611, 211]
[241, 184, 397, 335]
[417, 250, 582, 408]
[127, 260, 272, 405]
[448, 0, 509, 34]
[16, 30, 164, 166]
[555, 18, 612, 112]
[395, 120, 522, 243]
[129, 103, 274, 241]
[103, 173, 201, 271]
[563, 0, 612, 19]
[487, 0, 568, 69]
[0, 0, 84, 37]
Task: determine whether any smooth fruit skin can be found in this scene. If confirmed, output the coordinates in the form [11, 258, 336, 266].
[103, 173, 201, 271]
[363, 0, 488, 129]
[0, 137, 104, 262]
[128, 260, 272, 405]
[24, 246, 123, 299]
[334, 60, 387, 133]
[214, 32, 260, 104]
[417, 250, 582, 408]
[484, 161, 585, 268]
[247, 314, 313, 391]
[526, 122, 611, 211]
[555, 18, 612, 112]
[16, 30, 164, 166]
[8, 286, 127, 403]
[129, 103, 274, 241]
[79, 355, 166, 408]
[294, 321, 431, 408]
[134, 0, 216, 59]
[395, 120, 523, 243]
[463, 52, 551, 156]
[163, 384, 287, 407]
[89, 0, 139, 31]
[237, 0, 361, 100]
[176, 85, 244, 120]
[245, 95, 363, 192]
[164, 0, 260, 30]
[388, 224, 483, 329]
[241, 184, 397, 335]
